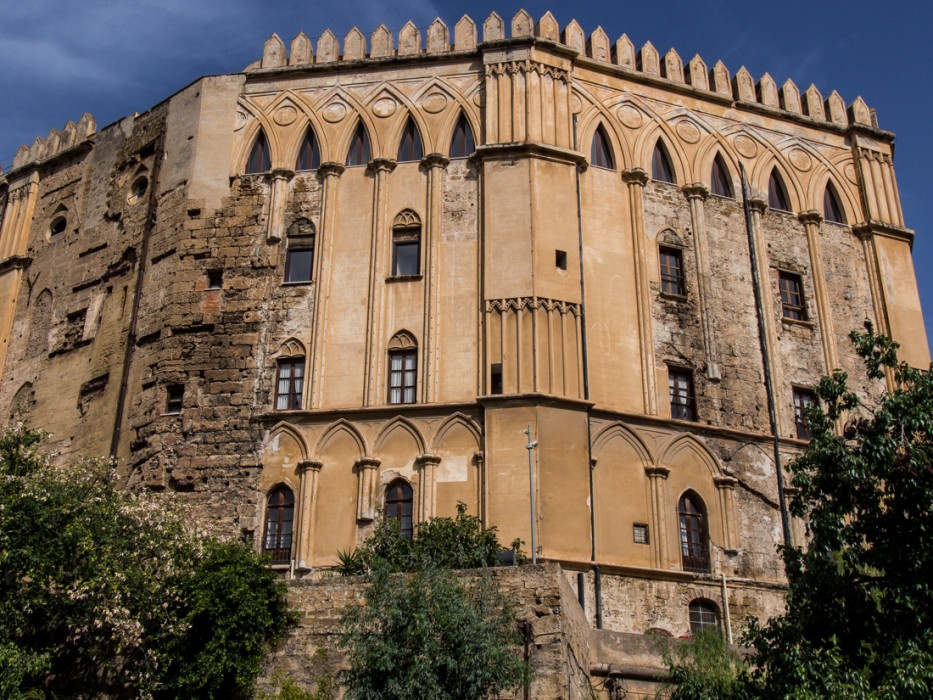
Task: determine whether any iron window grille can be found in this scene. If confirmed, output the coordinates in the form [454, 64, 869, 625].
[263, 486, 294, 564]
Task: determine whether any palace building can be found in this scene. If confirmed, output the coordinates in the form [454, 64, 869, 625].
[0, 9, 928, 643]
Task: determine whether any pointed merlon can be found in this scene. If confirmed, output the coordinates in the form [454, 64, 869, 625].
[371, 25, 394, 58]
[535, 11, 559, 42]
[848, 96, 871, 126]
[562, 20, 585, 55]
[757, 73, 779, 108]
[77, 113, 96, 139]
[344, 27, 366, 60]
[483, 12, 504, 42]
[427, 18, 449, 53]
[688, 54, 708, 90]
[803, 85, 824, 120]
[13, 145, 31, 169]
[454, 15, 476, 51]
[826, 90, 846, 126]
[639, 41, 659, 76]
[61, 120, 78, 149]
[781, 79, 800, 114]
[613, 34, 635, 70]
[588, 27, 610, 62]
[262, 34, 286, 69]
[290, 32, 312, 66]
[511, 9, 532, 37]
[733, 67, 755, 102]
[398, 20, 421, 55]
[317, 29, 338, 63]
[663, 48, 684, 83]
[711, 60, 730, 96]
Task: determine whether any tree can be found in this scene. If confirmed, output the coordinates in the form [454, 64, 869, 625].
[339, 504, 527, 699]
[0, 423, 292, 699]
[665, 330, 933, 699]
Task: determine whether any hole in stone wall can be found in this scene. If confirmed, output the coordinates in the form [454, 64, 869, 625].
[207, 269, 223, 289]
[555, 250, 567, 270]
[127, 175, 149, 205]
[50, 216, 67, 236]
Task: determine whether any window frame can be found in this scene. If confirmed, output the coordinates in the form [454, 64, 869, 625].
[668, 367, 696, 422]
[246, 131, 271, 174]
[768, 169, 791, 212]
[679, 494, 710, 573]
[449, 114, 475, 158]
[346, 123, 371, 167]
[165, 384, 184, 415]
[385, 479, 414, 539]
[284, 242, 314, 284]
[652, 141, 675, 184]
[778, 271, 807, 321]
[397, 118, 424, 163]
[590, 125, 614, 170]
[263, 485, 295, 565]
[391, 227, 421, 277]
[710, 155, 733, 198]
[296, 128, 321, 171]
[689, 599, 720, 634]
[388, 348, 417, 404]
[659, 246, 686, 297]
[275, 357, 305, 411]
[793, 387, 816, 440]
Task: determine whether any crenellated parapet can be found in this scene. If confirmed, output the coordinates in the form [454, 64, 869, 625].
[7, 113, 96, 174]
[245, 10, 882, 132]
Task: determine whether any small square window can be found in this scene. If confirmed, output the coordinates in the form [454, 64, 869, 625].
[633, 524, 649, 544]
[555, 250, 567, 271]
[779, 272, 807, 321]
[669, 368, 696, 422]
[793, 387, 816, 440]
[659, 247, 686, 297]
[207, 269, 223, 289]
[285, 246, 314, 284]
[165, 384, 184, 414]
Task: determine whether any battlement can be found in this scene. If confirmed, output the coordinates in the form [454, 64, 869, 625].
[6, 113, 96, 175]
[246, 9, 877, 132]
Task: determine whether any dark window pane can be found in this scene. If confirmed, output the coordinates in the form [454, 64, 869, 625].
[275, 358, 305, 410]
[297, 130, 320, 170]
[679, 495, 709, 573]
[794, 388, 816, 440]
[347, 124, 371, 166]
[669, 369, 696, 421]
[285, 246, 314, 283]
[591, 126, 614, 169]
[450, 114, 475, 158]
[779, 272, 807, 321]
[823, 184, 845, 224]
[263, 486, 295, 564]
[388, 349, 417, 404]
[397, 119, 423, 162]
[247, 132, 271, 173]
[689, 600, 720, 633]
[393, 240, 420, 276]
[660, 247, 686, 296]
[652, 142, 675, 183]
[769, 170, 790, 211]
[385, 480, 414, 539]
[710, 156, 733, 197]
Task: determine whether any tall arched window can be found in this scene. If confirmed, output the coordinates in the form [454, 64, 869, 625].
[710, 154, 733, 198]
[246, 130, 271, 173]
[346, 122, 371, 167]
[652, 140, 675, 183]
[768, 168, 791, 211]
[689, 599, 720, 634]
[385, 479, 414, 539]
[678, 493, 709, 572]
[274, 339, 306, 410]
[823, 182, 846, 224]
[263, 485, 295, 564]
[591, 125, 614, 169]
[397, 118, 423, 162]
[296, 128, 321, 171]
[388, 330, 418, 404]
[449, 113, 475, 158]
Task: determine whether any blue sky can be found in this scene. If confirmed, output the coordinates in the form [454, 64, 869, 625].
[1, 0, 930, 355]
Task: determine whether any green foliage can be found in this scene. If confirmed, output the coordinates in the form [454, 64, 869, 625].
[257, 650, 338, 700]
[340, 566, 526, 700]
[660, 630, 750, 700]
[0, 424, 292, 699]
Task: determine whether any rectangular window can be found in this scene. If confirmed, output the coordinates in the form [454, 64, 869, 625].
[388, 350, 417, 404]
[633, 524, 649, 544]
[285, 246, 314, 284]
[659, 247, 686, 296]
[275, 358, 305, 410]
[669, 368, 696, 421]
[490, 363, 503, 395]
[779, 271, 807, 321]
[392, 237, 420, 277]
[207, 269, 223, 289]
[166, 384, 184, 414]
[555, 250, 567, 270]
[793, 387, 816, 440]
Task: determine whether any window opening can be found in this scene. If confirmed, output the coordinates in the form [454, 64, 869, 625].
[659, 247, 686, 296]
[392, 221, 421, 277]
[633, 524, 649, 544]
[449, 113, 475, 158]
[285, 245, 314, 283]
[397, 118, 424, 162]
[166, 384, 184, 414]
[388, 349, 417, 404]
[206, 269, 223, 289]
[128, 175, 149, 205]
[263, 485, 295, 564]
[555, 250, 567, 270]
[679, 495, 709, 573]
[689, 599, 720, 633]
[385, 479, 414, 539]
[50, 216, 67, 236]
[246, 131, 271, 173]
[793, 387, 816, 440]
[275, 357, 305, 410]
[652, 141, 675, 183]
[591, 125, 614, 169]
[490, 363, 503, 395]
[768, 169, 791, 211]
[669, 368, 696, 421]
[823, 183, 846, 224]
[296, 128, 321, 171]
[710, 155, 733, 198]
[779, 271, 807, 321]
[346, 123, 371, 166]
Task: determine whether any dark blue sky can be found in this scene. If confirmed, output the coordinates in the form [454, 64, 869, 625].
[2, 1, 929, 355]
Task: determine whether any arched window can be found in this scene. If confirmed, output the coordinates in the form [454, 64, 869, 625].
[710, 154, 733, 198]
[274, 339, 306, 410]
[689, 599, 720, 634]
[652, 140, 675, 183]
[388, 330, 418, 404]
[385, 479, 414, 539]
[246, 131, 271, 174]
[296, 128, 321, 171]
[823, 182, 846, 224]
[397, 118, 423, 162]
[391, 210, 421, 277]
[678, 493, 709, 572]
[346, 122, 371, 167]
[284, 219, 315, 284]
[768, 168, 791, 211]
[449, 113, 475, 158]
[590, 125, 614, 169]
[263, 485, 295, 564]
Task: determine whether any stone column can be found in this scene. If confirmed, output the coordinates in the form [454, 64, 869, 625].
[622, 168, 658, 415]
[799, 211, 839, 374]
[266, 168, 294, 242]
[748, 197, 787, 435]
[295, 459, 322, 569]
[714, 476, 739, 551]
[473, 451, 486, 527]
[354, 457, 381, 522]
[309, 163, 344, 408]
[363, 159, 397, 406]
[682, 184, 721, 380]
[421, 154, 449, 403]
[645, 466, 671, 568]
[416, 454, 442, 523]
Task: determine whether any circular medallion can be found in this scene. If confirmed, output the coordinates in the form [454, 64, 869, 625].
[844, 162, 859, 184]
[322, 101, 347, 123]
[273, 105, 297, 126]
[234, 110, 249, 131]
[372, 97, 397, 118]
[788, 147, 812, 172]
[422, 92, 448, 114]
[570, 94, 583, 114]
[733, 133, 757, 158]
[676, 120, 701, 144]
[472, 90, 485, 107]
[618, 104, 643, 129]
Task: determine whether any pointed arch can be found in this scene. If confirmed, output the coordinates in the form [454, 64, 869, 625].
[768, 167, 792, 211]
[267, 421, 310, 462]
[315, 419, 367, 462]
[710, 153, 734, 198]
[396, 116, 424, 162]
[651, 139, 676, 183]
[591, 421, 654, 466]
[590, 123, 615, 169]
[345, 120, 372, 166]
[431, 412, 482, 451]
[262, 483, 295, 564]
[575, 88, 634, 169]
[384, 478, 414, 539]
[823, 181, 846, 224]
[374, 416, 427, 455]
[246, 129, 271, 173]
[296, 126, 321, 171]
[678, 490, 710, 573]
[277, 337, 306, 358]
[657, 433, 722, 479]
[449, 112, 476, 158]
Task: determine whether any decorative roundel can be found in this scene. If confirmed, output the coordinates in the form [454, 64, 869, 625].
[570, 94, 583, 114]
[675, 120, 701, 144]
[273, 105, 298, 126]
[618, 104, 643, 129]
[372, 97, 397, 118]
[844, 162, 859, 184]
[421, 92, 448, 114]
[733, 133, 757, 158]
[234, 110, 249, 131]
[322, 101, 348, 123]
[472, 90, 485, 107]
[788, 147, 812, 172]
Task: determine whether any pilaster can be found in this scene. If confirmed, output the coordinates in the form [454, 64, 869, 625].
[421, 154, 449, 403]
[645, 466, 671, 568]
[714, 476, 739, 551]
[354, 457, 381, 522]
[798, 211, 839, 374]
[682, 183, 721, 380]
[295, 459, 322, 569]
[416, 454, 442, 522]
[266, 168, 294, 242]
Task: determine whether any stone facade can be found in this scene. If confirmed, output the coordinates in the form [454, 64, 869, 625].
[0, 7, 928, 661]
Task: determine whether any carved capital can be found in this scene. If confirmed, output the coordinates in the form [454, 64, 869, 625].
[421, 153, 450, 170]
[472, 451, 485, 466]
[369, 158, 398, 174]
[714, 476, 738, 490]
[798, 210, 823, 226]
[354, 457, 381, 472]
[748, 196, 768, 215]
[852, 223, 873, 241]
[416, 453, 442, 467]
[682, 183, 709, 201]
[622, 167, 649, 187]
[318, 162, 345, 179]
[269, 167, 295, 181]
[645, 465, 670, 480]
[296, 459, 323, 474]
